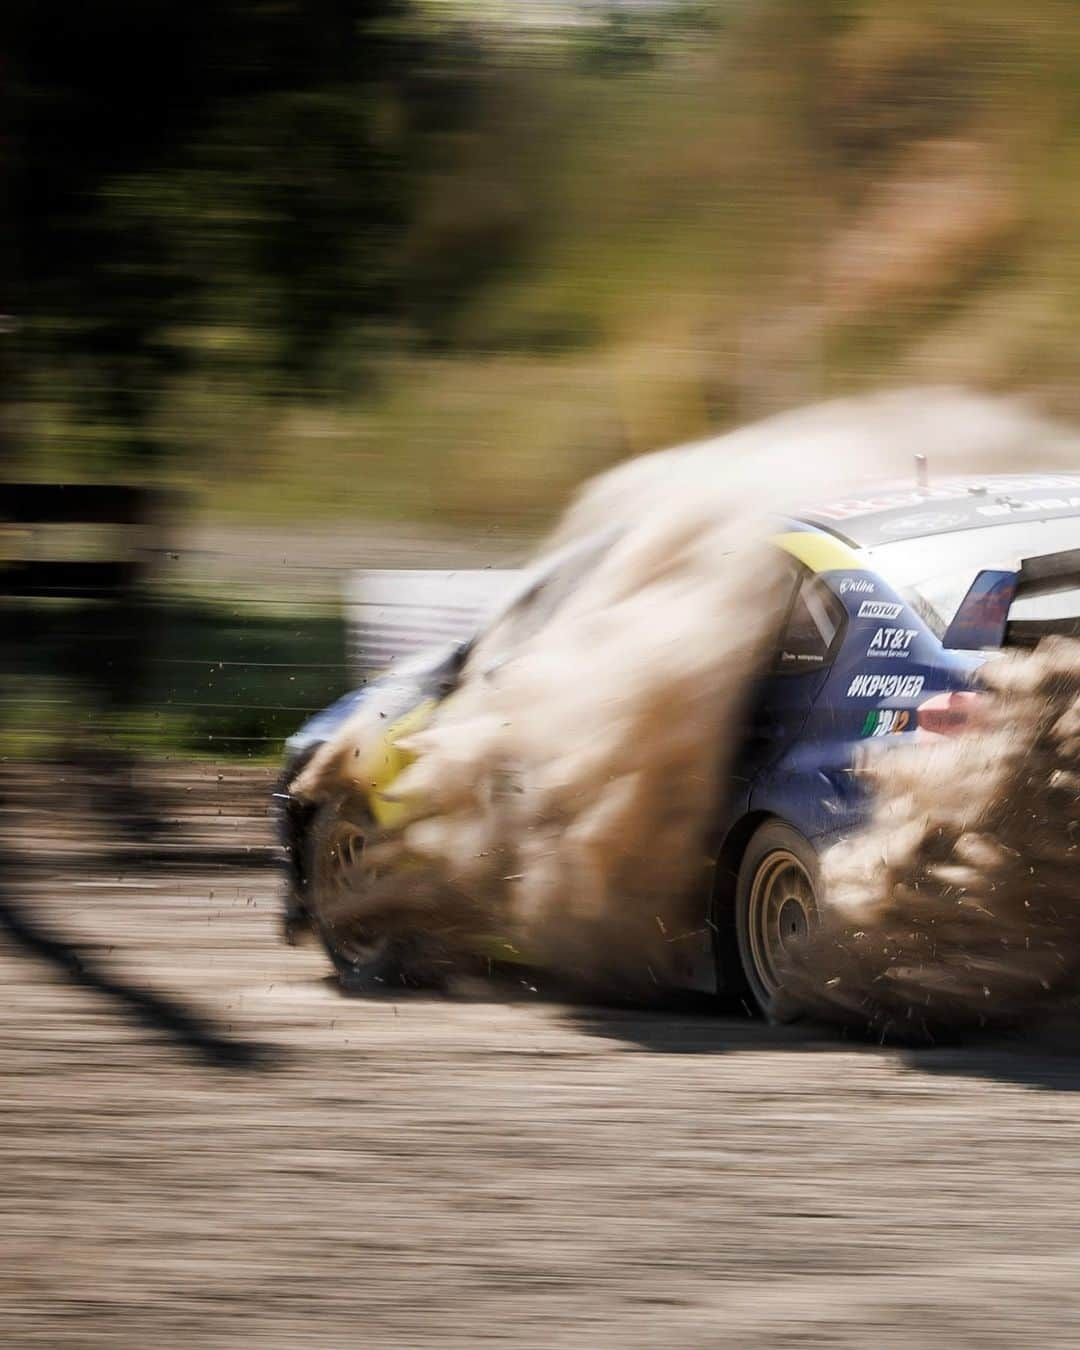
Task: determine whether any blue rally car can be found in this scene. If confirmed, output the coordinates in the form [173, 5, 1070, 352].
[278, 472, 1080, 1015]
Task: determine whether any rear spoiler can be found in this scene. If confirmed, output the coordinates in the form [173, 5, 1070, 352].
[943, 547, 1080, 650]
[1005, 546, 1080, 647]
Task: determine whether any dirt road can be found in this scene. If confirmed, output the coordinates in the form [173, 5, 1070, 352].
[4, 767, 1080, 1347]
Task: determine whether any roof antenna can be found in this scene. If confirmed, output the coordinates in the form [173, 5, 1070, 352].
[915, 453, 929, 491]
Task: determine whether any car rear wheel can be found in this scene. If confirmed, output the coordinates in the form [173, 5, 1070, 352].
[735, 822, 819, 1018]
[305, 798, 412, 993]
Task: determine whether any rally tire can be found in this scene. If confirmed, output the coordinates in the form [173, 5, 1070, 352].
[735, 821, 820, 1020]
[305, 798, 414, 994]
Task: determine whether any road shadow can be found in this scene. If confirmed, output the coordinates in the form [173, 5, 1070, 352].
[900, 1038, 1080, 1093]
[564, 993, 1080, 1093]
[101, 844, 278, 872]
[0, 844, 278, 1072]
[334, 962, 1080, 1092]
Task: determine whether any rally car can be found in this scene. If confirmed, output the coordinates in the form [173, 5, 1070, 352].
[276, 473, 1080, 1015]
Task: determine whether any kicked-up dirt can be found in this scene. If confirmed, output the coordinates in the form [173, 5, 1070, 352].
[4, 763, 1080, 1347]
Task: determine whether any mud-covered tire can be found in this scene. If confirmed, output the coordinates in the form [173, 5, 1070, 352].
[305, 798, 414, 993]
[735, 821, 819, 1020]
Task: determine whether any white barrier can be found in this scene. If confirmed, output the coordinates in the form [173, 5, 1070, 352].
[344, 568, 520, 678]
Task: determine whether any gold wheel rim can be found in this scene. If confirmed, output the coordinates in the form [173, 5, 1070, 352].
[747, 848, 816, 1000]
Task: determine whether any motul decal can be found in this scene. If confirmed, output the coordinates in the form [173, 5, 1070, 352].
[857, 600, 903, 620]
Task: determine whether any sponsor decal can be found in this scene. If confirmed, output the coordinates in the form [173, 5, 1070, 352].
[839, 577, 875, 596]
[808, 476, 1080, 522]
[857, 600, 903, 620]
[861, 709, 911, 738]
[868, 626, 918, 658]
[780, 650, 825, 665]
[976, 495, 1080, 519]
[877, 511, 968, 538]
[846, 673, 925, 699]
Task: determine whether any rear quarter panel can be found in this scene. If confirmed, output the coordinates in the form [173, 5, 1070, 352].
[748, 559, 983, 850]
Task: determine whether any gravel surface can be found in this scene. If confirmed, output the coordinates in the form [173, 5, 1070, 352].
[4, 766, 1080, 1347]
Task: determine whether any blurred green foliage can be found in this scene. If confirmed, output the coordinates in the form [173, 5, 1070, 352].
[10, 0, 442, 449]
[12, 0, 1080, 759]
[5, 596, 346, 759]
[11, 0, 1080, 528]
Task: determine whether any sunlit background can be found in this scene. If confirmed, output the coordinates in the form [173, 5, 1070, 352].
[10, 7, 1080, 1345]
[8, 0, 1080, 761]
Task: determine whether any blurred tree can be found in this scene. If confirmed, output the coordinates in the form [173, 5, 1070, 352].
[9, 0, 434, 467]
[574, 7, 656, 73]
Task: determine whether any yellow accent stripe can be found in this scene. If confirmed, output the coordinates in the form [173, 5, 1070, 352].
[365, 698, 437, 829]
[474, 935, 532, 966]
[772, 529, 863, 575]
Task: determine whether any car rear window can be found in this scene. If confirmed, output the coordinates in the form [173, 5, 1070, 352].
[468, 527, 621, 672]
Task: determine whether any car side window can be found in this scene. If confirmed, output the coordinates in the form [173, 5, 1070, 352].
[773, 568, 846, 674]
[469, 533, 617, 678]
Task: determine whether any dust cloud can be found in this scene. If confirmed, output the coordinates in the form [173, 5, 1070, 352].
[781, 638, 1080, 1039]
[292, 387, 1080, 1004]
